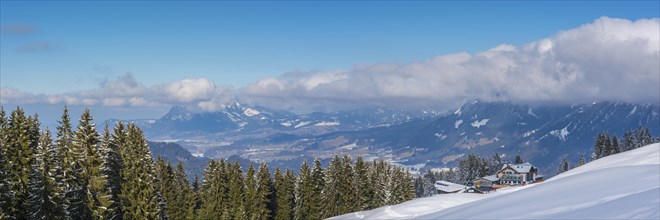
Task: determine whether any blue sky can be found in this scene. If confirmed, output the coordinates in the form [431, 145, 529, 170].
[1, 1, 659, 124]
[2, 1, 658, 94]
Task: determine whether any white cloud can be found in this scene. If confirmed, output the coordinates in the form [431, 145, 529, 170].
[1, 73, 236, 110]
[197, 86, 237, 111]
[128, 97, 148, 106]
[1, 17, 658, 112]
[240, 17, 660, 110]
[160, 78, 216, 102]
[102, 98, 126, 107]
[0, 87, 44, 104]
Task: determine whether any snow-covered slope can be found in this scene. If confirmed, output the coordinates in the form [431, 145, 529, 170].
[331, 143, 660, 219]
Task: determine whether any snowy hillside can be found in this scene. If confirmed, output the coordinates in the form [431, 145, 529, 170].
[331, 143, 660, 219]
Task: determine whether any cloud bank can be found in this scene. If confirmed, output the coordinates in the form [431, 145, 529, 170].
[2, 17, 658, 112]
[240, 17, 660, 110]
[1, 73, 236, 111]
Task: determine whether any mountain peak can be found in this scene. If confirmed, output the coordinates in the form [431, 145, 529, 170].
[163, 105, 193, 121]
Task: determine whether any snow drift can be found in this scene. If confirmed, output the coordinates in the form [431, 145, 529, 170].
[332, 143, 660, 219]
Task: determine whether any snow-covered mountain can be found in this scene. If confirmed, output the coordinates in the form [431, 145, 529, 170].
[110, 102, 441, 143]
[331, 143, 660, 219]
[260, 101, 658, 174]
[104, 101, 658, 174]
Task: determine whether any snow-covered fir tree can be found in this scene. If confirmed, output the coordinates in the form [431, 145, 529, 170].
[28, 129, 67, 219]
[557, 155, 570, 174]
[293, 160, 312, 220]
[0, 107, 17, 219]
[354, 156, 372, 210]
[6, 108, 36, 219]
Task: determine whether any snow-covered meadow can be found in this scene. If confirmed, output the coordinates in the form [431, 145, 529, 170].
[332, 143, 660, 219]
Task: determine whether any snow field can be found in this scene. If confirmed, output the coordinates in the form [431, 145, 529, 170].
[332, 143, 660, 219]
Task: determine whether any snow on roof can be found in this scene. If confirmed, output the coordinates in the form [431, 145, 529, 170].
[500, 162, 535, 174]
[434, 180, 467, 193]
[482, 175, 500, 182]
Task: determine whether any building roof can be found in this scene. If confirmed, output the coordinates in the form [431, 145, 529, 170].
[482, 175, 500, 182]
[465, 186, 484, 193]
[434, 180, 467, 193]
[500, 162, 535, 174]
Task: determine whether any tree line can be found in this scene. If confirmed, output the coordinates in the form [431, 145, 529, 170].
[194, 154, 415, 220]
[414, 126, 659, 197]
[0, 106, 416, 219]
[591, 127, 656, 161]
[557, 126, 658, 175]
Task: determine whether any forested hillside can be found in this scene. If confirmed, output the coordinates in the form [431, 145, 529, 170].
[0, 106, 416, 219]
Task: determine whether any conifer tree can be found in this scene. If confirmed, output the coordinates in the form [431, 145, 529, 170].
[383, 164, 393, 205]
[103, 123, 124, 219]
[0, 107, 17, 219]
[370, 160, 387, 208]
[514, 155, 523, 164]
[413, 176, 425, 198]
[56, 106, 87, 219]
[577, 153, 587, 167]
[622, 131, 636, 152]
[281, 169, 296, 220]
[273, 168, 287, 220]
[155, 157, 175, 219]
[45, 126, 68, 219]
[217, 159, 230, 218]
[423, 169, 438, 197]
[490, 153, 503, 175]
[592, 132, 605, 160]
[119, 124, 162, 219]
[226, 161, 246, 220]
[173, 162, 195, 220]
[190, 174, 201, 219]
[7, 107, 35, 219]
[457, 154, 484, 184]
[273, 168, 295, 220]
[637, 127, 654, 147]
[309, 159, 324, 219]
[394, 167, 416, 203]
[397, 167, 413, 203]
[293, 160, 312, 220]
[557, 155, 570, 174]
[28, 129, 67, 219]
[354, 156, 372, 210]
[199, 159, 221, 219]
[321, 155, 342, 218]
[404, 169, 416, 201]
[73, 109, 112, 219]
[386, 167, 401, 205]
[254, 162, 274, 220]
[243, 162, 257, 219]
[339, 155, 356, 213]
[198, 160, 214, 219]
[611, 135, 621, 155]
[602, 133, 612, 157]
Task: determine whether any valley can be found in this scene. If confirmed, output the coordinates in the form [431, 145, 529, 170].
[115, 101, 660, 177]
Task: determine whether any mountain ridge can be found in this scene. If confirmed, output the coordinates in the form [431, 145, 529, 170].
[104, 101, 659, 175]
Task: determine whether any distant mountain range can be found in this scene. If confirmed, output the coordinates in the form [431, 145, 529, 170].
[108, 101, 659, 176]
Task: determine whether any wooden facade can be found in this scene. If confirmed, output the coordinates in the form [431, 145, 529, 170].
[473, 177, 497, 191]
[496, 163, 539, 185]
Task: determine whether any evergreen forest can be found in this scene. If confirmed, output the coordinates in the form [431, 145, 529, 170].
[0, 107, 416, 219]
